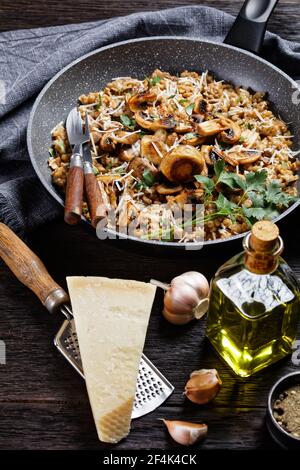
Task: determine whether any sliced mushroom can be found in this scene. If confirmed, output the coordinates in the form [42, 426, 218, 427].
[128, 89, 158, 113]
[194, 97, 207, 115]
[154, 129, 168, 142]
[200, 145, 224, 166]
[156, 184, 183, 195]
[174, 121, 194, 133]
[196, 118, 229, 137]
[135, 111, 175, 131]
[112, 130, 140, 145]
[100, 133, 116, 152]
[119, 148, 136, 162]
[224, 150, 261, 166]
[160, 145, 205, 183]
[128, 156, 158, 180]
[97, 174, 121, 185]
[140, 135, 168, 165]
[219, 122, 241, 144]
[181, 133, 206, 146]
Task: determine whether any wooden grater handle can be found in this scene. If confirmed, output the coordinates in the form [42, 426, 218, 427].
[0, 223, 69, 313]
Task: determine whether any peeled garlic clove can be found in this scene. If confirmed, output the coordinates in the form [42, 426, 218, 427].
[162, 420, 208, 446]
[185, 369, 222, 404]
[193, 297, 209, 320]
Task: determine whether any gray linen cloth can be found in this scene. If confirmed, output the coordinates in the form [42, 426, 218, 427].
[0, 5, 299, 234]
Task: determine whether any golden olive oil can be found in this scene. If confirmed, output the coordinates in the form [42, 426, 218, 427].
[206, 222, 300, 377]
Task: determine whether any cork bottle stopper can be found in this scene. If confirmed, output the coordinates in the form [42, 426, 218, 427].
[249, 220, 279, 252]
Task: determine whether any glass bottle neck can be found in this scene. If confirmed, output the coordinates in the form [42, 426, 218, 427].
[243, 232, 284, 275]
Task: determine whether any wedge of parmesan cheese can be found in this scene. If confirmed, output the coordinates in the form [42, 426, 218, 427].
[66, 276, 156, 444]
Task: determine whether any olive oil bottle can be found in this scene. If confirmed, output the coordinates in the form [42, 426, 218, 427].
[206, 221, 300, 378]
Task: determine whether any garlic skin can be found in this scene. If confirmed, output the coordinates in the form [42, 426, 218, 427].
[162, 420, 208, 446]
[162, 271, 210, 325]
[185, 369, 222, 405]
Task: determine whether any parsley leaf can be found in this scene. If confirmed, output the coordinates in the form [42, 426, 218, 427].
[218, 171, 246, 190]
[265, 180, 297, 208]
[95, 93, 102, 111]
[120, 114, 136, 130]
[242, 207, 267, 221]
[49, 148, 56, 158]
[245, 170, 268, 191]
[137, 170, 156, 189]
[184, 132, 199, 140]
[194, 175, 215, 195]
[149, 76, 161, 86]
[185, 103, 194, 116]
[214, 159, 225, 179]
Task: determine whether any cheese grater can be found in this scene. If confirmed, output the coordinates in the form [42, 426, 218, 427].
[0, 222, 174, 419]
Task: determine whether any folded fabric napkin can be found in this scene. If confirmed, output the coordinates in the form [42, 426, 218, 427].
[0, 5, 299, 234]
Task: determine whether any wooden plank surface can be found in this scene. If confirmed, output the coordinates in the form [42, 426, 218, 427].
[0, 206, 299, 449]
[0, 0, 300, 451]
[0, 1, 299, 42]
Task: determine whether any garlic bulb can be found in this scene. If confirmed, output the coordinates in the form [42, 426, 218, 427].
[162, 419, 208, 446]
[185, 369, 222, 404]
[151, 271, 209, 325]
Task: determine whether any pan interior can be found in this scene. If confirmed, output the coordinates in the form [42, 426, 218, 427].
[28, 38, 300, 246]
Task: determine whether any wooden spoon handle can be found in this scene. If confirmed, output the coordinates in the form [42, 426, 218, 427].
[84, 162, 107, 228]
[0, 223, 69, 313]
[64, 154, 84, 225]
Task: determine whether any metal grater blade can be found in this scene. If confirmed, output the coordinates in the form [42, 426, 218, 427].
[54, 319, 174, 419]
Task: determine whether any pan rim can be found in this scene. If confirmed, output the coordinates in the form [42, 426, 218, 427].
[27, 35, 300, 248]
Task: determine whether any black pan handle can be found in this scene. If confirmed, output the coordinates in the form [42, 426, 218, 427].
[224, 0, 279, 54]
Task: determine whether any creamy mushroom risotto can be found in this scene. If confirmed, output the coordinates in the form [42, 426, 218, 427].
[49, 69, 299, 242]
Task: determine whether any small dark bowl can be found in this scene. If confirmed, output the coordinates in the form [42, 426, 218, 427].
[267, 372, 300, 449]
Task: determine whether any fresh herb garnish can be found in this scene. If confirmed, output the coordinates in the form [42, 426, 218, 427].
[49, 148, 56, 158]
[95, 93, 102, 111]
[195, 160, 298, 225]
[55, 139, 66, 154]
[185, 103, 194, 116]
[149, 76, 162, 86]
[179, 99, 188, 105]
[137, 170, 156, 189]
[184, 132, 198, 140]
[120, 114, 136, 130]
[93, 165, 99, 175]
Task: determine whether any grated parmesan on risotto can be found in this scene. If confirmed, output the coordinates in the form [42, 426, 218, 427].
[49, 69, 299, 242]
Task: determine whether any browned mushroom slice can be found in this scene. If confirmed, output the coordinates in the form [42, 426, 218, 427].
[112, 130, 140, 145]
[100, 133, 116, 152]
[97, 174, 121, 185]
[194, 98, 207, 115]
[200, 145, 224, 166]
[128, 90, 158, 113]
[128, 156, 158, 180]
[119, 148, 136, 162]
[174, 121, 194, 133]
[224, 150, 261, 166]
[156, 184, 183, 195]
[196, 118, 229, 137]
[181, 132, 206, 146]
[154, 129, 168, 142]
[135, 111, 175, 131]
[219, 122, 241, 144]
[140, 135, 168, 165]
[160, 145, 205, 183]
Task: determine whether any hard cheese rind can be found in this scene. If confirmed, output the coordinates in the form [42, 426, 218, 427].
[66, 276, 156, 444]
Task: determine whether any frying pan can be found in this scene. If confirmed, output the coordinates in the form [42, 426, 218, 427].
[27, 0, 300, 250]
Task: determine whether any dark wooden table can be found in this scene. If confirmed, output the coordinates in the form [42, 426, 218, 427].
[0, 0, 299, 451]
